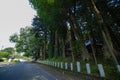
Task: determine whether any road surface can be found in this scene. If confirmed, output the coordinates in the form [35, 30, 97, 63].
[0, 62, 59, 80]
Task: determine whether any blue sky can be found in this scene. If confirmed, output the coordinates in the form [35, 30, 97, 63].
[0, 0, 36, 49]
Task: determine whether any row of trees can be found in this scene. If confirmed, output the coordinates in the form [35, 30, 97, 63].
[10, 0, 120, 65]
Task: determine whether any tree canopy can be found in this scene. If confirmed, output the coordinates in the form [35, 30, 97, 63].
[1, 47, 15, 54]
[10, 0, 120, 65]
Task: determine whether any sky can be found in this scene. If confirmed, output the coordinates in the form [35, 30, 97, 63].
[0, 0, 36, 49]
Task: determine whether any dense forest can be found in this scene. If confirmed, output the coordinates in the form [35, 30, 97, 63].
[10, 0, 120, 65]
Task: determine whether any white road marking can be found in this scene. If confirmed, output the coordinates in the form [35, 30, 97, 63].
[40, 75, 48, 80]
[32, 75, 48, 80]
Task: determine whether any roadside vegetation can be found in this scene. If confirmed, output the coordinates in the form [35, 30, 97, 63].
[0, 51, 10, 62]
[0, 47, 29, 63]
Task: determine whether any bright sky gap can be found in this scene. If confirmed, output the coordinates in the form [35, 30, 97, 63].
[0, 0, 36, 49]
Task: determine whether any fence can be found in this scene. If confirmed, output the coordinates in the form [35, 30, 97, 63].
[36, 60, 120, 79]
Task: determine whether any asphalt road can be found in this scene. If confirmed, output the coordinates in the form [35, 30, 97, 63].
[0, 62, 58, 80]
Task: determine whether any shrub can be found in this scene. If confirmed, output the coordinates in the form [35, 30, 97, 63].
[12, 59, 20, 62]
[0, 58, 4, 62]
[0, 51, 10, 58]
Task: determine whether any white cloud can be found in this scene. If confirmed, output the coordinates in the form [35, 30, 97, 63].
[0, 0, 36, 49]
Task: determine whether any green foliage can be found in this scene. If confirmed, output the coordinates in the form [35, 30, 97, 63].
[23, 53, 32, 57]
[28, 0, 120, 58]
[91, 65, 99, 76]
[9, 33, 19, 43]
[12, 59, 20, 62]
[2, 47, 15, 54]
[73, 40, 82, 55]
[0, 58, 4, 62]
[104, 65, 120, 79]
[10, 27, 36, 56]
[0, 51, 10, 58]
